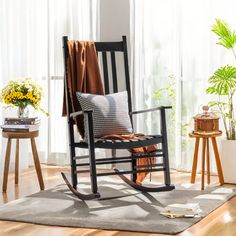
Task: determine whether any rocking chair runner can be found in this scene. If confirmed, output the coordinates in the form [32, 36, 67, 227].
[62, 35, 175, 200]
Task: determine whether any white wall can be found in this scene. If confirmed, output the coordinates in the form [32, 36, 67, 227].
[100, 0, 130, 41]
[100, 0, 131, 92]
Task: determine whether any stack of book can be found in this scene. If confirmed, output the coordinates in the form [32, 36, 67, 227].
[1, 117, 40, 132]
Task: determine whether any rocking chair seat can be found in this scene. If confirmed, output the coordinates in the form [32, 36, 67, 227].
[75, 134, 162, 149]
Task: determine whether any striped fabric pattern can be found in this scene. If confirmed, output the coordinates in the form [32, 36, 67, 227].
[76, 91, 133, 139]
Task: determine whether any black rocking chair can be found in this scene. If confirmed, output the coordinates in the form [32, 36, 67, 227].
[62, 35, 175, 200]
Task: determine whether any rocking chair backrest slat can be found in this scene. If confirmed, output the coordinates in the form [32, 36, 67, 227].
[110, 51, 118, 93]
[102, 52, 109, 94]
[122, 36, 132, 115]
[62, 36, 72, 116]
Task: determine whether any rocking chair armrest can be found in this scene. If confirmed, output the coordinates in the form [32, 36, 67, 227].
[69, 109, 94, 119]
[69, 109, 95, 142]
[130, 106, 172, 115]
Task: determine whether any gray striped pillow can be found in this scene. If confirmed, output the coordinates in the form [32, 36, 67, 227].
[76, 91, 133, 139]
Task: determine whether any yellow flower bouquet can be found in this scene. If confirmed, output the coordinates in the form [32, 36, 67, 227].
[0, 78, 48, 117]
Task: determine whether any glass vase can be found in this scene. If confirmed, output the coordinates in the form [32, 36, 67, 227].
[17, 105, 29, 118]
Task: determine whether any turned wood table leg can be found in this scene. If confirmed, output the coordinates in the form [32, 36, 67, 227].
[211, 137, 224, 185]
[206, 138, 210, 185]
[15, 139, 19, 185]
[201, 138, 206, 190]
[2, 139, 12, 192]
[191, 137, 200, 183]
[30, 138, 44, 190]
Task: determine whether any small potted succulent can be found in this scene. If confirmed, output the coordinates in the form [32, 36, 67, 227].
[206, 19, 236, 183]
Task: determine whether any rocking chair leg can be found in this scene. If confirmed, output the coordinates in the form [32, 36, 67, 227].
[87, 112, 98, 194]
[88, 147, 98, 194]
[70, 151, 77, 190]
[69, 134, 77, 189]
[160, 108, 171, 186]
[131, 156, 137, 183]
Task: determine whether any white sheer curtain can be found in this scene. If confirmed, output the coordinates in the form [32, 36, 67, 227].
[0, 0, 49, 172]
[130, 0, 236, 171]
[47, 0, 100, 165]
[0, 0, 99, 170]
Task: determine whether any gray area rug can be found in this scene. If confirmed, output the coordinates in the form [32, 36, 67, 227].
[0, 176, 235, 234]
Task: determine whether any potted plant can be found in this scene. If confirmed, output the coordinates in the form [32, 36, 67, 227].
[0, 77, 49, 117]
[206, 19, 236, 183]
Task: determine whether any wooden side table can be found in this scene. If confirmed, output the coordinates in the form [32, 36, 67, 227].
[189, 132, 224, 190]
[2, 130, 45, 192]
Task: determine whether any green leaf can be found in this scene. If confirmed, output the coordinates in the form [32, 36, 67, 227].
[212, 19, 231, 37]
[206, 65, 236, 95]
[208, 100, 228, 108]
[208, 101, 219, 107]
[211, 19, 236, 49]
[206, 86, 216, 94]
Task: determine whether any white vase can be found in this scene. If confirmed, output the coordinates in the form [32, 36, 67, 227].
[220, 139, 236, 184]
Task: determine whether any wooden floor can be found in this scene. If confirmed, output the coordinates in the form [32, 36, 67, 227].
[0, 165, 236, 236]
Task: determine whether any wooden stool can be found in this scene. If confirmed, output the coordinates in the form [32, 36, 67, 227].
[189, 132, 224, 190]
[2, 130, 45, 192]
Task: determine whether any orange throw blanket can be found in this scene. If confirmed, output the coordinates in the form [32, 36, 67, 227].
[63, 40, 155, 183]
[62, 40, 104, 137]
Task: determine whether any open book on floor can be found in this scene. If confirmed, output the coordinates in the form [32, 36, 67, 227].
[160, 203, 201, 218]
